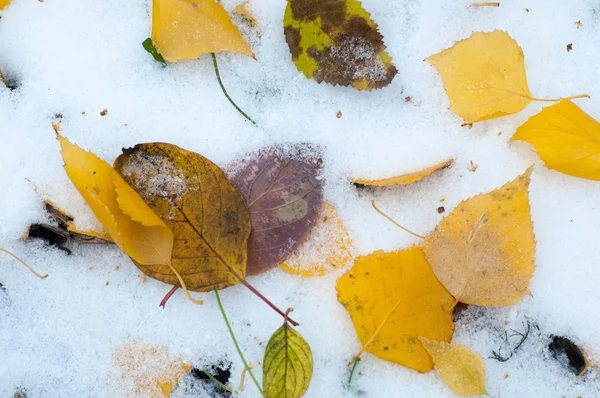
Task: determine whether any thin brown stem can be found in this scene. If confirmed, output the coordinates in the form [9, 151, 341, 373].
[237, 275, 298, 326]
[469, 2, 500, 6]
[0, 248, 48, 279]
[371, 200, 426, 240]
[160, 285, 179, 308]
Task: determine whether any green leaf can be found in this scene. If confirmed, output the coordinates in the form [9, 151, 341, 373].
[283, 0, 397, 91]
[263, 316, 313, 398]
[142, 38, 167, 65]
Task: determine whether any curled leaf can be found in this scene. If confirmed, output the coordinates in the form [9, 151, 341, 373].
[352, 159, 454, 186]
[229, 144, 323, 275]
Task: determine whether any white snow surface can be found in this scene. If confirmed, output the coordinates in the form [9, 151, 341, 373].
[1, 0, 600, 397]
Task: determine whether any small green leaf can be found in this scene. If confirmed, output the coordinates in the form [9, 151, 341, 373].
[263, 314, 313, 398]
[142, 38, 167, 65]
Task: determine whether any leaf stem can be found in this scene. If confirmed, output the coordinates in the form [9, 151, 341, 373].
[371, 200, 425, 240]
[528, 93, 590, 103]
[0, 248, 48, 279]
[215, 290, 265, 397]
[159, 285, 179, 308]
[201, 368, 237, 394]
[211, 53, 256, 125]
[237, 276, 299, 326]
[347, 357, 361, 385]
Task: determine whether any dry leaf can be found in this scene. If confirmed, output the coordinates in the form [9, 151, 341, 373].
[336, 246, 455, 372]
[152, 0, 254, 62]
[352, 159, 453, 186]
[511, 100, 600, 180]
[423, 168, 536, 306]
[419, 337, 488, 397]
[114, 341, 191, 397]
[283, 0, 397, 90]
[57, 134, 174, 266]
[114, 143, 251, 291]
[280, 201, 355, 277]
[233, 1, 257, 26]
[229, 144, 323, 275]
[426, 30, 587, 123]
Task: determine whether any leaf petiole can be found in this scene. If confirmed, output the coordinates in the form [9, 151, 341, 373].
[211, 53, 256, 125]
[200, 368, 237, 394]
[347, 357, 361, 385]
[371, 200, 425, 239]
[0, 248, 48, 279]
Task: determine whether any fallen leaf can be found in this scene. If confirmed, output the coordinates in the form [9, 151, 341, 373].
[233, 1, 257, 26]
[0, 0, 10, 10]
[336, 246, 455, 372]
[511, 100, 600, 180]
[352, 159, 453, 186]
[152, 0, 254, 62]
[283, 0, 397, 90]
[426, 30, 587, 123]
[229, 143, 323, 275]
[114, 143, 251, 291]
[114, 341, 191, 397]
[419, 337, 488, 397]
[423, 168, 536, 306]
[280, 201, 355, 277]
[263, 312, 313, 398]
[58, 134, 174, 266]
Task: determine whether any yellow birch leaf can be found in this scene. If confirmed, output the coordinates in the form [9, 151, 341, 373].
[419, 337, 488, 397]
[57, 134, 173, 266]
[336, 246, 455, 372]
[352, 159, 454, 186]
[114, 341, 191, 397]
[0, 0, 10, 11]
[280, 201, 355, 277]
[233, 1, 257, 26]
[152, 0, 255, 62]
[423, 167, 536, 306]
[511, 99, 600, 180]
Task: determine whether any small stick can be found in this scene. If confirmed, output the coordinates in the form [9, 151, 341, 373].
[159, 285, 179, 308]
[0, 248, 48, 279]
[371, 200, 426, 239]
[211, 53, 256, 125]
[469, 2, 500, 6]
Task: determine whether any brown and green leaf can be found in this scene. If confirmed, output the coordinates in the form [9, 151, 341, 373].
[283, 0, 397, 90]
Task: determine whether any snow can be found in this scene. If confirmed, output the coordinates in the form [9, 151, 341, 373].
[1, 0, 600, 397]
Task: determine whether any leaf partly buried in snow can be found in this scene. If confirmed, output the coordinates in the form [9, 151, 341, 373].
[423, 168, 536, 306]
[336, 246, 455, 372]
[114, 143, 251, 291]
[233, 1, 257, 26]
[352, 159, 454, 186]
[419, 337, 488, 397]
[283, 0, 397, 90]
[280, 201, 355, 277]
[57, 134, 173, 266]
[152, 0, 255, 62]
[263, 317, 313, 398]
[512, 100, 600, 181]
[426, 30, 532, 123]
[229, 144, 323, 275]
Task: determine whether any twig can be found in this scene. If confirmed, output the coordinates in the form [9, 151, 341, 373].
[211, 53, 256, 125]
[371, 200, 426, 239]
[470, 2, 500, 7]
[159, 285, 179, 308]
[347, 357, 361, 385]
[0, 248, 48, 279]
[201, 368, 236, 394]
[215, 290, 265, 397]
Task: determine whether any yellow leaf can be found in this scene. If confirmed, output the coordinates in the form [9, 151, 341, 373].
[57, 134, 173, 266]
[0, 0, 10, 11]
[423, 167, 536, 306]
[511, 100, 600, 180]
[352, 159, 454, 186]
[280, 201, 356, 277]
[114, 341, 191, 397]
[0, 69, 7, 87]
[233, 1, 257, 26]
[336, 246, 455, 372]
[152, 0, 255, 62]
[419, 337, 488, 397]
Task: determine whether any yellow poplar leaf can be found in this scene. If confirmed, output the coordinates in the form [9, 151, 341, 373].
[336, 246, 455, 372]
[57, 134, 173, 266]
[423, 167, 536, 306]
[511, 100, 600, 180]
[0, 0, 10, 11]
[280, 201, 355, 277]
[152, 0, 255, 62]
[233, 1, 257, 26]
[352, 159, 454, 186]
[114, 341, 191, 397]
[419, 337, 488, 397]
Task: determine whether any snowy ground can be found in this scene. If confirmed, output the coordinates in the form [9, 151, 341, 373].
[1, 0, 600, 397]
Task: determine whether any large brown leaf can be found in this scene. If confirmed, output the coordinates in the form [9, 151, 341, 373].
[229, 144, 323, 275]
[114, 143, 251, 291]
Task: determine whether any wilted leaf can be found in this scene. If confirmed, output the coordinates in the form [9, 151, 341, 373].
[419, 337, 488, 397]
[352, 159, 454, 186]
[511, 100, 600, 180]
[233, 1, 257, 26]
[336, 246, 455, 372]
[229, 144, 323, 275]
[114, 341, 191, 397]
[57, 134, 174, 266]
[283, 0, 397, 90]
[152, 0, 254, 62]
[280, 201, 355, 277]
[423, 168, 536, 306]
[263, 314, 313, 398]
[114, 143, 251, 291]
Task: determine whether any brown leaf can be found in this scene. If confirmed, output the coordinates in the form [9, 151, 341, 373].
[229, 144, 323, 275]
